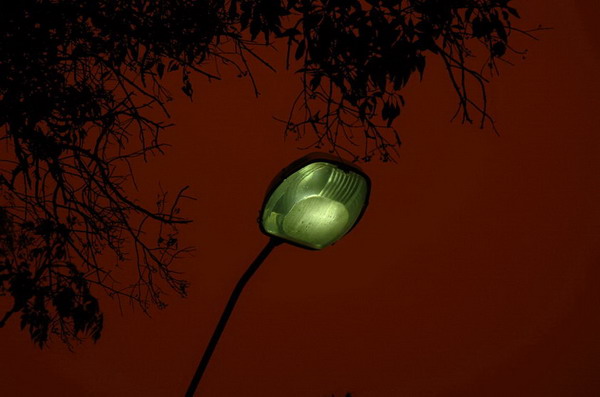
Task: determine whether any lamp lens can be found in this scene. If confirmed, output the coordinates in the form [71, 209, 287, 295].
[261, 162, 368, 249]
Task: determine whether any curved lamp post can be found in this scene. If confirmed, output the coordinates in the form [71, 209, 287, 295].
[185, 153, 371, 397]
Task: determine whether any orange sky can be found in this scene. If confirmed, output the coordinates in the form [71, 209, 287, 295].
[2, 1, 600, 396]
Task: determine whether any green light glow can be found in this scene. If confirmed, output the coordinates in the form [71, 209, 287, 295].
[261, 161, 368, 249]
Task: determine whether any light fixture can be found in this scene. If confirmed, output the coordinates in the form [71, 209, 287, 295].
[260, 153, 371, 249]
[185, 153, 371, 397]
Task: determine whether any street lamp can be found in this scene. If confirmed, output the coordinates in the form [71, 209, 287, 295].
[260, 153, 371, 249]
[185, 153, 371, 397]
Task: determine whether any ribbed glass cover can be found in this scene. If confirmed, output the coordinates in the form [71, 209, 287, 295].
[261, 162, 368, 249]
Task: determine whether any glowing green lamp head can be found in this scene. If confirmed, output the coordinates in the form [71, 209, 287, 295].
[260, 154, 371, 250]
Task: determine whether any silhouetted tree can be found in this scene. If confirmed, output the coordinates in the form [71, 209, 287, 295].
[0, 0, 533, 346]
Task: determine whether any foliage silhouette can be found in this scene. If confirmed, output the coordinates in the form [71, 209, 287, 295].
[0, 0, 533, 346]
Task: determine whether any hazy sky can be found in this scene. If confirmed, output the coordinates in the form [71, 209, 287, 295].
[2, 1, 599, 396]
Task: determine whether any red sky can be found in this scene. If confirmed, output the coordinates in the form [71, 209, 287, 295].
[2, 1, 600, 396]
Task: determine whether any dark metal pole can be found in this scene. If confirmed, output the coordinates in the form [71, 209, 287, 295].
[185, 237, 282, 397]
